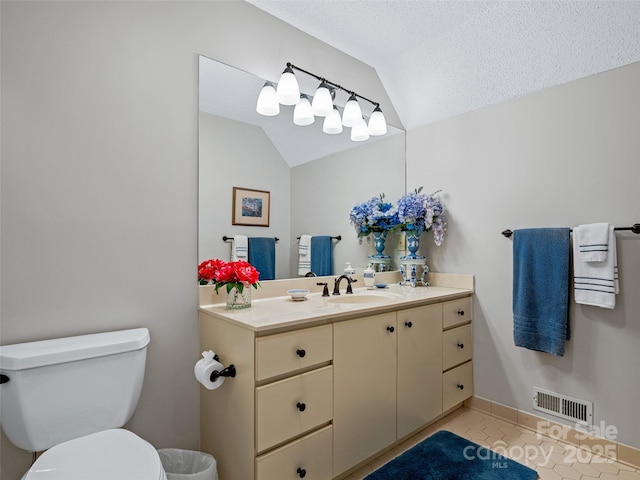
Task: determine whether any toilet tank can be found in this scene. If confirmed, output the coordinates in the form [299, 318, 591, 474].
[0, 328, 150, 452]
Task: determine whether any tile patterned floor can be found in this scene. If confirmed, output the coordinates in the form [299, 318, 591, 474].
[343, 407, 640, 480]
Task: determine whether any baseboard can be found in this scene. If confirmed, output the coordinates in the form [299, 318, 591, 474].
[464, 395, 640, 469]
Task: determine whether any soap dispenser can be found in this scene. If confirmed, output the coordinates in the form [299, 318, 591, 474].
[364, 262, 376, 287]
[344, 262, 355, 275]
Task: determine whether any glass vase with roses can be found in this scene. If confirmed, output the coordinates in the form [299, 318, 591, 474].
[198, 259, 260, 309]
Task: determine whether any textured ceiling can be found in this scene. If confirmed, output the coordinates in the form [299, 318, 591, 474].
[245, 0, 640, 130]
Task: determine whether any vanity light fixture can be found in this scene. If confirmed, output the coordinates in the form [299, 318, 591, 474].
[323, 106, 343, 134]
[275, 65, 300, 105]
[256, 81, 279, 116]
[368, 105, 388, 136]
[342, 93, 363, 127]
[311, 80, 334, 117]
[350, 117, 370, 142]
[293, 94, 314, 126]
[256, 62, 387, 141]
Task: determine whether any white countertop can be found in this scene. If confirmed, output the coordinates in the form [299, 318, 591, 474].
[199, 283, 473, 333]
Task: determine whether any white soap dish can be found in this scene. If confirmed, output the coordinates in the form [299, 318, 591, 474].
[287, 289, 310, 301]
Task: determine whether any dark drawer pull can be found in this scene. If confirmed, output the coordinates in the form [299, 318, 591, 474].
[457, 310, 465, 316]
[296, 349, 306, 358]
[457, 384, 464, 390]
[387, 326, 395, 333]
[405, 321, 413, 328]
[457, 343, 464, 349]
[296, 402, 306, 412]
[297, 467, 307, 478]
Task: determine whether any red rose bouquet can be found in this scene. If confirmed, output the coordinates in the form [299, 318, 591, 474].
[198, 259, 260, 294]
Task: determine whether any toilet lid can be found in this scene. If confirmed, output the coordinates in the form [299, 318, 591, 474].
[23, 429, 165, 480]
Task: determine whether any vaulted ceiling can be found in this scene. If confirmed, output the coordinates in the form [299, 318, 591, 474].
[245, 0, 640, 131]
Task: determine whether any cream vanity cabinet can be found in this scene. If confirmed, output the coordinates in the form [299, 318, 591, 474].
[333, 304, 444, 475]
[199, 319, 334, 480]
[199, 290, 472, 480]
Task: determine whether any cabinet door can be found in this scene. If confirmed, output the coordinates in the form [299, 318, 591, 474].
[333, 312, 397, 477]
[397, 304, 443, 439]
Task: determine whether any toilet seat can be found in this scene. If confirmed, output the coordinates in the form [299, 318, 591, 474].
[23, 428, 166, 480]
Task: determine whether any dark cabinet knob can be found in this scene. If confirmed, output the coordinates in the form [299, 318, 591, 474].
[404, 321, 413, 328]
[296, 349, 306, 358]
[457, 384, 464, 390]
[297, 467, 307, 478]
[296, 402, 306, 412]
[386, 326, 395, 333]
[457, 310, 465, 316]
[457, 343, 464, 349]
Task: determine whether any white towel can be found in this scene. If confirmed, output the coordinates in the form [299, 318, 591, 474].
[575, 222, 610, 262]
[573, 226, 619, 309]
[231, 235, 248, 261]
[298, 235, 312, 276]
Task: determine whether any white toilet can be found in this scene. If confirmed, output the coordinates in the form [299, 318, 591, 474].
[0, 328, 166, 480]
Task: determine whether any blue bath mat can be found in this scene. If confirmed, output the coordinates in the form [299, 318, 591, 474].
[364, 430, 538, 480]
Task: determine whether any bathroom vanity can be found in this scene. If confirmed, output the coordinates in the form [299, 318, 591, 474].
[198, 273, 473, 480]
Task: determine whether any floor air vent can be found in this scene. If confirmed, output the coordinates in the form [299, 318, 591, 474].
[533, 387, 593, 425]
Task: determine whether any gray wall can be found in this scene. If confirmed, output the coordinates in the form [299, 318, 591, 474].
[0, 2, 391, 478]
[408, 62, 640, 449]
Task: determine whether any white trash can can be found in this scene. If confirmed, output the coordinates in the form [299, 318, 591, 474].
[158, 448, 218, 480]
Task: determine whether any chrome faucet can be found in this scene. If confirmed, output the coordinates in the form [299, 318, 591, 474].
[333, 275, 357, 295]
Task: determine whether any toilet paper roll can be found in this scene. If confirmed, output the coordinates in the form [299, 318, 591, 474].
[194, 358, 225, 390]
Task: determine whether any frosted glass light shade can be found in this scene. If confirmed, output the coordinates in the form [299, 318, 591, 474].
[323, 107, 343, 134]
[350, 117, 370, 142]
[276, 66, 300, 105]
[311, 81, 334, 117]
[256, 82, 279, 116]
[368, 106, 387, 135]
[293, 94, 314, 126]
[342, 94, 363, 127]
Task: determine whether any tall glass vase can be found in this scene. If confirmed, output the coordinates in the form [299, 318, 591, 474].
[372, 231, 389, 258]
[226, 285, 252, 310]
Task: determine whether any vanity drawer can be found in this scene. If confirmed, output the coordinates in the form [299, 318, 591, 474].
[256, 366, 333, 452]
[256, 324, 332, 381]
[442, 361, 473, 412]
[256, 425, 332, 480]
[442, 324, 473, 371]
[442, 297, 472, 329]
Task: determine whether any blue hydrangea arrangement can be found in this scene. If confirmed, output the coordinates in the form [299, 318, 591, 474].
[349, 194, 401, 237]
[396, 187, 446, 245]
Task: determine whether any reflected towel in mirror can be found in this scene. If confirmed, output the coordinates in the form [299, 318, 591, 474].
[248, 237, 276, 280]
[310, 236, 333, 277]
[298, 235, 312, 276]
[232, 235, 248, 261]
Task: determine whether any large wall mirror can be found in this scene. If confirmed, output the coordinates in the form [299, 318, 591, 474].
[198, 55, 406, 280]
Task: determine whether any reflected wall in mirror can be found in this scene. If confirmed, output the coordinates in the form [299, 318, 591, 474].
[199, 55, 406, 280]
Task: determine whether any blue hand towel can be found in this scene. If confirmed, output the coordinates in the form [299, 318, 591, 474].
[248, 237, 276, 281]
[310, 236, 333, 276]
[513, 228, 571, 356]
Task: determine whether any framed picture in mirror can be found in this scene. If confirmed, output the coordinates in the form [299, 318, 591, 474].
[232, 187, 270, 227]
